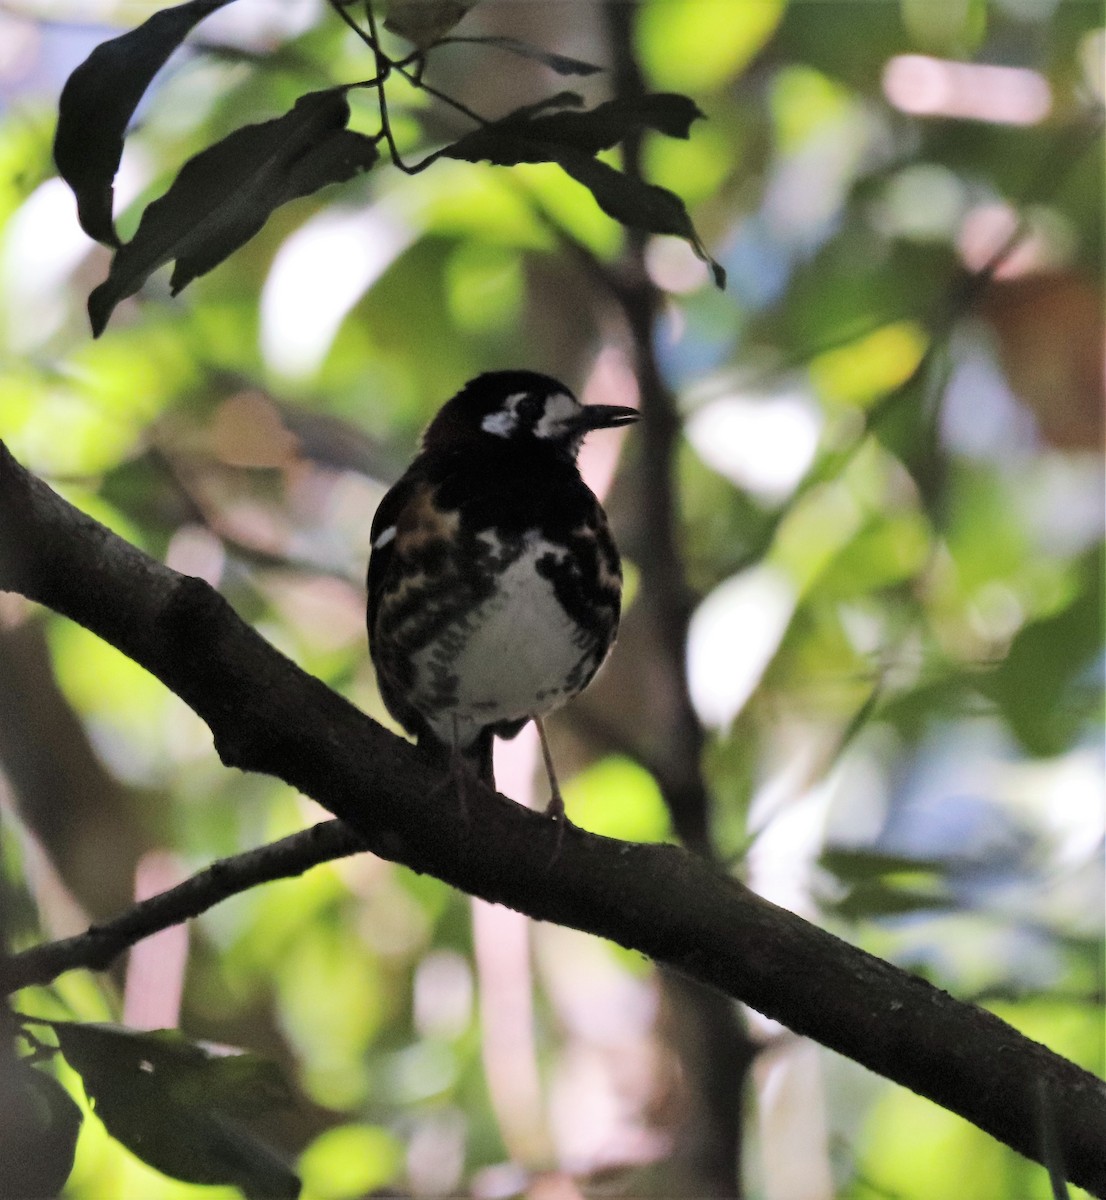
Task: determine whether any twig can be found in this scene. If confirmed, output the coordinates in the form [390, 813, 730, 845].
[2, 821, 363, 993]
[394, 62, 487, 126]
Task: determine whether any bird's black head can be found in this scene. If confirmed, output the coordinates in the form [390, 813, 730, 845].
[423, 371, 638, 459]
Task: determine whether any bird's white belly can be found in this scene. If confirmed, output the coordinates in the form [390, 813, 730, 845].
[412, 535, 595, 745]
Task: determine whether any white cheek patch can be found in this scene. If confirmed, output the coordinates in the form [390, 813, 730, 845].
[534, 392, 581, 440]
[481, 410, 516, 437]
[481, 391, 527, 438]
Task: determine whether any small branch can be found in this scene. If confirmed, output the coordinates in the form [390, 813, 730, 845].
[394, 60, 488, 126]
[325, 0, 483, 175]
[324, 0, 376, 52]
[325, 0, 410, 174]
[2, 821, 362, 993]
[1, 443, 1105, 1197]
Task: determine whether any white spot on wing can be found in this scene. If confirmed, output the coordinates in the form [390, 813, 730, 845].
[373, 525, 396, 550]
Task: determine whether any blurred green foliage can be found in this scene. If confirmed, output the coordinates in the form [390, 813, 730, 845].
[0, 1, 1102, 1198]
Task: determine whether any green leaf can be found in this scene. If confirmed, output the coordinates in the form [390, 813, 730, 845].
[637, 0, 785, 93]
[820, 847, 953, 919]
[829, 881, 952, 920]
[821, 847, 949, 883]
[981, 546, 1104, 756]
[88, 89, 379, 336]
[47, 1020, 300, 1199]
[562, 755, 671, 843]
[815, 849, 954, 921]
[53, 0, 237, 247]
[444, 35, 602, 76]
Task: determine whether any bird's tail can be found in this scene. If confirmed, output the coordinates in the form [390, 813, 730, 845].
[419, 729, 495, 791]
[469, 728, 495, 790]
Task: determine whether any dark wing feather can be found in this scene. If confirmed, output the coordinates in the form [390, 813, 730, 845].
[366, 465, 424, 642]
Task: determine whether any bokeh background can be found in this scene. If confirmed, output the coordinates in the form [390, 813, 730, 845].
[0, 1, 1103, 1198]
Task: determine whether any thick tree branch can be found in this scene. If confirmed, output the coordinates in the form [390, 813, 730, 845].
[1, 442, 1104, 1196]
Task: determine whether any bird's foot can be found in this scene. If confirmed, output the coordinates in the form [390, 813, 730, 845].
[535, 717, 570, 865]
[544, 788, 565, 822]
[544, 786, 568, 867]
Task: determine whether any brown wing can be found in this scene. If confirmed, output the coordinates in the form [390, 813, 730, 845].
[367, 473, 473, 741]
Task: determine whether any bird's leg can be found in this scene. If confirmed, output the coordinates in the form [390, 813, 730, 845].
[534, 716, 565, 822]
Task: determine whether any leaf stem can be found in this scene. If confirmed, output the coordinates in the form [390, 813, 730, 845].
[362, 0, 423, 174]
[394, 61, 488, 126]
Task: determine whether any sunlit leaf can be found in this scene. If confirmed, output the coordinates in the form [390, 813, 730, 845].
[88, 89, 379, 336]
[298, 1123, 403, 1200]
[53, 0, 237, 247]
[637, 0, 785, 92]
[810, 321, 929, 409]
[563, 756, 670, 843]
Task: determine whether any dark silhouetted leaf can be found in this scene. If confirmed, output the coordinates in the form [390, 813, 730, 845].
[441, 93, 722, 286]
[53, 0, 236, 247]
[88, 89, 379, 336]
[560, 155, 726, 286]
[0, 1056, 83, 1198]
[545, 93, 703, 145]
[444, 35, 602, 76]
[496, 91, 586, 123]
[48, 1020, 299, 1199]
[444, 92, 702, 162]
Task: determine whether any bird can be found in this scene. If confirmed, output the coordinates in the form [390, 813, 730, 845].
[366, 370, 638, 818]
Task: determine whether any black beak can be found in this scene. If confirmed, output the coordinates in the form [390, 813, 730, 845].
[576, 404, 640, 431]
